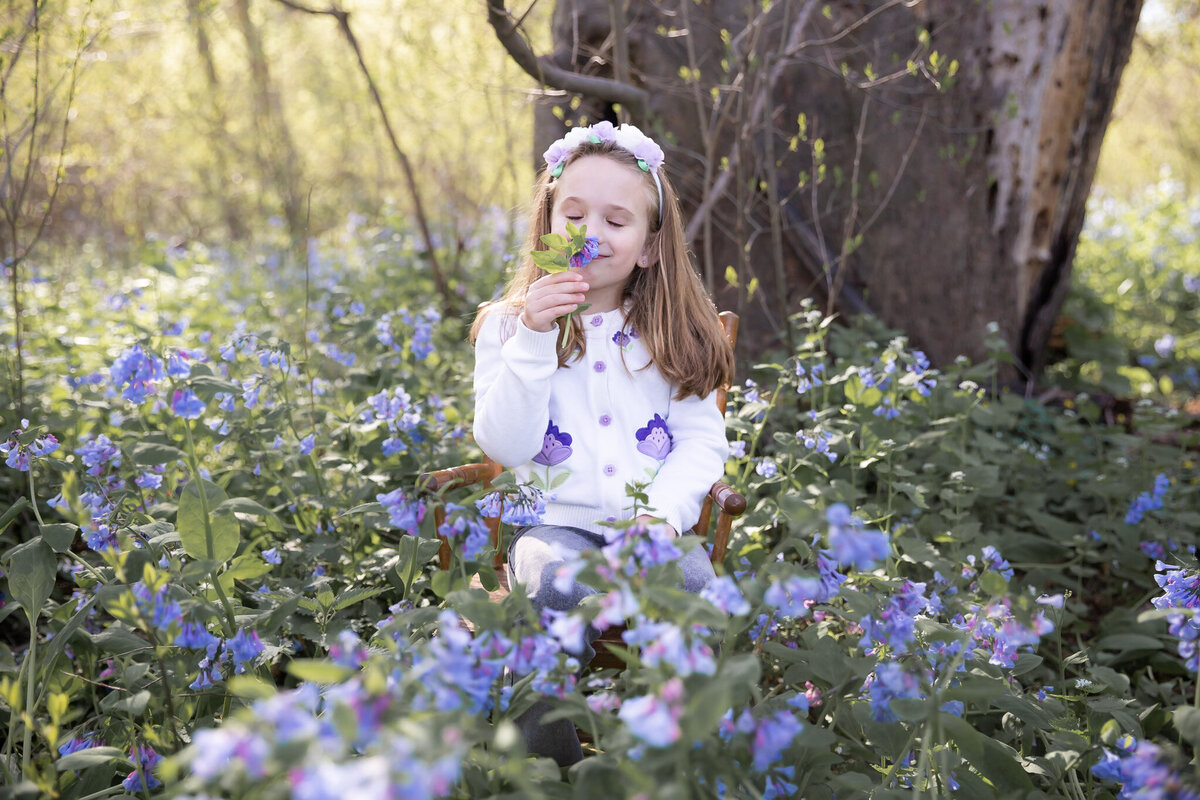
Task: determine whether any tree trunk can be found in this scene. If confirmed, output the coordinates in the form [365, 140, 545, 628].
[184, 0, 250, 242]
[231, 0, 306, 251]
[526, 0, 1143, 378]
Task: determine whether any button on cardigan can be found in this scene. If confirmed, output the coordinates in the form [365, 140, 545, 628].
[472, 306, 729, 536]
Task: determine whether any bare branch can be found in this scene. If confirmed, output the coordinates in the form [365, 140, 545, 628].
[272, 0, 455, 314]
[485, 0, 648, 118]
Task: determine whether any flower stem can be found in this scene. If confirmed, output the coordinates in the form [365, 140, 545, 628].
[182, 419, 236, 638]
[21, 618, 37, 775]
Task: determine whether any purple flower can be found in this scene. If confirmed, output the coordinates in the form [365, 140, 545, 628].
[618, 678, 683, 747]
[171, 388, 206, 419]
[110, 345, 164, 404]
[1126, 473, 1170, 524]
[826, 503, 890, 570]
[135, 471, 163, 490]
[752, 711, 804, 771]
[700, 576, 750, 615]
[299, 434, 315, 455]
[570, 236, 600, 269]
[533, 420, 573, 466]
[75, 434, 121, 476]
[121, 744, 162, 792]
[1091, 736, 1200, 799]
[263, 548, 282, 565]
[866, 661, 923, 722]
[764, 575, 824, 618]
[377, 488, 426, 534]
[228, 629, 264, 672]
[635, 414, 672, 460]
[175, 622, 218, 650]
[58, 732, 101, 756]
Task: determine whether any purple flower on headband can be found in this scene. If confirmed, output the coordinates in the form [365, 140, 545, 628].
[590, 121, 617, 143]
[533, 420, 573, 466]
[543, 122, 665, 174]
[543, 140, 572, 173]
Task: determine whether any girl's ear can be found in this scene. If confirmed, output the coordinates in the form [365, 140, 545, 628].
[639, 234, 659, 269]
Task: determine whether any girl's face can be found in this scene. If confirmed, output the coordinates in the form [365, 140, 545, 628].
[550, 154, 654, 313]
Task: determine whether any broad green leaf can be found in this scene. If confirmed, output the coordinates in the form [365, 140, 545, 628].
[40, 522, 79, 554]
[1174, 706, 1200, 747]
[6, 538, 56, 626]
[92, 627, 150, 656]
[129, 441, 187, 465]
[1094, 633, 1163, 652]
[55, 746, 129, 772]
[331, 586, 385, 612]
[217, 496, 283, 531]
[539, 233, 568, 249]
[228, 675, 278, 699]
[287, 659, 354, 684]
[177, 479, 239, 562]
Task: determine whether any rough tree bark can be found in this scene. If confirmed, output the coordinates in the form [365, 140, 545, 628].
[491, 0, 1143, 379]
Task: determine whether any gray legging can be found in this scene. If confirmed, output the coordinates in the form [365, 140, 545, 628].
[507, 524, 717, 766]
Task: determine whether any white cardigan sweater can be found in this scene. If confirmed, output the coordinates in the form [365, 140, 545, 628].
[472, 305, 729, 536]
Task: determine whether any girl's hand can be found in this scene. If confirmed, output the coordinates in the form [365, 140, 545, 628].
[522, 271, 589, 333]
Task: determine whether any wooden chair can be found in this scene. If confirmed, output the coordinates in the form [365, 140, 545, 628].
[416, 311, 746, 665]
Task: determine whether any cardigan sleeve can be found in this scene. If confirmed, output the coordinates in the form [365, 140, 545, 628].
[472, 311, 561, 468]
[641, 388, 729, 535]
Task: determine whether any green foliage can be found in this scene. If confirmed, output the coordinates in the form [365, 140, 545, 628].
[1052, 182, 1199, 402]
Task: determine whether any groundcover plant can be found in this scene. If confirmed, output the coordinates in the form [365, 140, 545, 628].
[0, 208, 1197, 799]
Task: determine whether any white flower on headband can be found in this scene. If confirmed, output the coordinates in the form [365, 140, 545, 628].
[543, 122, 665, 178]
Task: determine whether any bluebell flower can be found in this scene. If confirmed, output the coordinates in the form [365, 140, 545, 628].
[121, 744, 162, 792]
[700, 576, 751, 615]
[228, 629, 264, 672]
[263, 548, 282, 565]
[755, 459, 778, 478]
[377, 488, 426, 534]
[1091, 736, 1200, 799]
[58, 732, 101, 756]
[624, 618, 716, 676]
[873, 396, 900, 419]
[110, 345, 164, 404]
[618, 678, 683, 747]
[826, 503, 889, 570]
[752, 711, 804, 771]
[765, 575, 824, 618]
[175, 622, 218, 650]
[1126, 473, 1170, 524]
[131, 582, 183, 631]
[167, 352, 191, 378]
[299, 434, 315, 455]
[75, 434, 122, 476]
[866, 661, 923, 722]
[171, 388, 206, 419]
[135, 472, 163, 490]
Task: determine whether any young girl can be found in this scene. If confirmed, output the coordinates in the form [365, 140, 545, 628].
[470, 121, 734, 765]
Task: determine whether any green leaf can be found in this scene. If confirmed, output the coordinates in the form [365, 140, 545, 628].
[40, 522, 79, 554]
[129, 441, 188, 465]
[331, 586, 385, 612]
[1094, 633, 1163, 652]
[177, 479, 240, 562]
[100, 689, 151, 716]
[531, 249, 570, 273]
[540, 233, 569, 249]
[1174, 706, 1200, 748]
[91, 627, 150, 656]
[6, 538, 56, 626]
[217, 496, 283, 531]
[55, 746, 129, 772]
[978, 570, 1009, 598]
[939, 712, 983, 760]
[228, 675, 278, 699]
[287, 659, 354, 684]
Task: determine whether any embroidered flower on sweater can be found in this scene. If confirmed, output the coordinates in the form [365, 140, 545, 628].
[533, 420, 573, 466]
[612, 330, 634, 350]
[635, 414, 672, 461]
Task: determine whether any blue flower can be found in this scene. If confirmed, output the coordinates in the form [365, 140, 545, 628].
[171, 388, 206, 419]
[299, 434, 315, 455]
[263, 548, 282, 565]
[228, 629, 264, 672]
[618, 679, 683, 748]
[866, 661, 923, 722]
[752, 711, 804, 771]
[826, 504, 890, 570]
[764, 576, 824, 618]
[377, 488, 426, 534]
[110, 345, 164, 404]
[121, 744, 162, 792]
[700, 576, 750, 615]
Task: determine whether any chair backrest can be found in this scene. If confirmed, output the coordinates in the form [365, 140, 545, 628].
[427, 310, 738, 571]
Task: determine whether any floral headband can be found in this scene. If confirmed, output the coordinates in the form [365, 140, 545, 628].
[542, 121, 665, 225]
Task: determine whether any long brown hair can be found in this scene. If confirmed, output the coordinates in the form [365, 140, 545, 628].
[471, 140, 734, 400]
